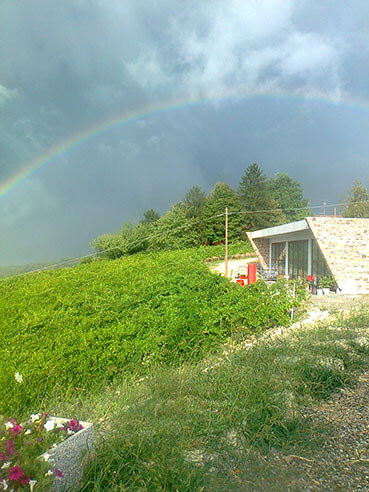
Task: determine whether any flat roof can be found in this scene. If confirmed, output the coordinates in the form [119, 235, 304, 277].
[251, 219, 309, 239]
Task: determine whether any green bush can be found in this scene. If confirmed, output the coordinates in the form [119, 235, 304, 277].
[148, 203, 201, 251]
[0, 245, 303, 415]
[91, 221, 152, 259]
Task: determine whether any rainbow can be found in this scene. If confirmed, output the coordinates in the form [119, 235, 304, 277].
[1, 87, 368, 200]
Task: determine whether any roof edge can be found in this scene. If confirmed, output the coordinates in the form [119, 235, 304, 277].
[251, 219, 309, 239]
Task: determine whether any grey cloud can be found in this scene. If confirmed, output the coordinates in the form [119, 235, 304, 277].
[125, 0, 343, 100]
[0, 0, 368, 264]
[0, 178, 58, 227]
[0, 84, 17, 105]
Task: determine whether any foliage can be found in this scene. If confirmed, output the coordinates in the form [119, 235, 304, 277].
[0, 260, 74, 279]
[90, 167, 313, 261]
[318, 275, 334, 289]
[183, 186, 208, 243]
[0, 245, 302, 416]
[238, 163, 285, 230]
[267, 172, 311, 221]
[141, 209, 160, 224]
[183, 186, 207, 219]
[342, 180, 369, 218]
[0, 414, 83, 490]
[91, 221, 152, 259]
[148, 203, 201, 250]
[202, 182, 244, 245]
[52, 305, 369, 491]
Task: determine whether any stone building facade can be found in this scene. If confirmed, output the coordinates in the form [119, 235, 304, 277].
[306, 217, 369, 294]
[248, 217, 369, 294]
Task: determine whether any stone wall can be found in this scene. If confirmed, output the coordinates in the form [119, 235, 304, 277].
[306, 217, 369, 294]
[247, 232, 269, 269]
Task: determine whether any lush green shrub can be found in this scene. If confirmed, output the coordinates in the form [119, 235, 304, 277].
[148, 203, 201, 251]
[0, 245, 303, 415]
[91, 221, 152, 259]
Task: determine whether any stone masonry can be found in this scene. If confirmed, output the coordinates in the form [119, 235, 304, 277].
[246, 233, 269, 269]
[306, 217, 369, 294]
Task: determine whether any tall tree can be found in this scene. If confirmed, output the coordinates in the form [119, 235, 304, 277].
[342, 180, 369, 217]
[267, 172, 310, 222]
[183, 185, 207, 244]
[202, 182, 244, 245]
[148, 203, 200, 251]
[238, 163, 285, 230]
[183, 186, 207, 218]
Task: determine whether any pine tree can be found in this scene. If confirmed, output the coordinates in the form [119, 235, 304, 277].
[183, 186, 207, 218]
[238, 163, 285, 230]
[183, 186, 208, 244]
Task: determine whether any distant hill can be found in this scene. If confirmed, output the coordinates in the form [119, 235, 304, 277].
[0, 258, 76, 278]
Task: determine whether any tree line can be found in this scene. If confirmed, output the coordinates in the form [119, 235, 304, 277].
[92, 163, 311, 258]
[92, 163, 369, 259]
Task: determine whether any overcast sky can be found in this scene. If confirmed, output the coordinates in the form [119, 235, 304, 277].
[1, 0, 369, 264]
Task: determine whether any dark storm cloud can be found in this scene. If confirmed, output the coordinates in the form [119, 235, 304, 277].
[0, 0, 368, 264]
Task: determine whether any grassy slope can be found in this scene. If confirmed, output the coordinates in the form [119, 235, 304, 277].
[0, 259, 77, 278]
[50, 304, 369, 491]
[2, 242, 303, 416]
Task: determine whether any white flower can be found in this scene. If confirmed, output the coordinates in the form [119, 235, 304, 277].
[4, 422, 13, 430]
[52, 443, 57, 448]
[56, 423, 63, 428]
[1, 462, 11, 470]
[44, 420, 55, 432]
[0, 478, 9, 490]
[14, 372, 23, 383]
[30, 414, 40, 422]
[24, 429, 32, 435]
[42, 453, 50, 462]
[29, 480, 37, 491]
[46, 470, 53, 476]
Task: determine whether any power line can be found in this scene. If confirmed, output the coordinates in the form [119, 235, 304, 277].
[228, 199, 369, 216]
[0, 212, 224, 282]
[1, 198, 368, 282]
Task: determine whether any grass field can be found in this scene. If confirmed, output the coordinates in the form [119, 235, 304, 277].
[2, 242, 369, 490]
[0, 241, 305, 416]
[49, 304, 369, 491]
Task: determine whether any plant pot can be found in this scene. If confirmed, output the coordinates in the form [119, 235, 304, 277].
[316, 288, 323, 296]
[42, 417, 94, 492]
[322, 288, 330, 295]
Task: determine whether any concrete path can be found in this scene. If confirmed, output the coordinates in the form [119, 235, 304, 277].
[208, 257, 258, 280]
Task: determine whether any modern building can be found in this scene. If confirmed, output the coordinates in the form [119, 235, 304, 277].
[247, 217, 369, 294]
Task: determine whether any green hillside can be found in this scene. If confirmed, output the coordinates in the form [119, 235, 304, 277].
[0, 243, 304, 416]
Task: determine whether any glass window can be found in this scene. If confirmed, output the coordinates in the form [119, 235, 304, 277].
[288, 240, 308, 279]
[271, 242, 286, 275]
[311, 239, 330, 278]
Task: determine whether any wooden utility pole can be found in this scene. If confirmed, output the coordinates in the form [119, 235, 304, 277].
[225, 207, 228, 278]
